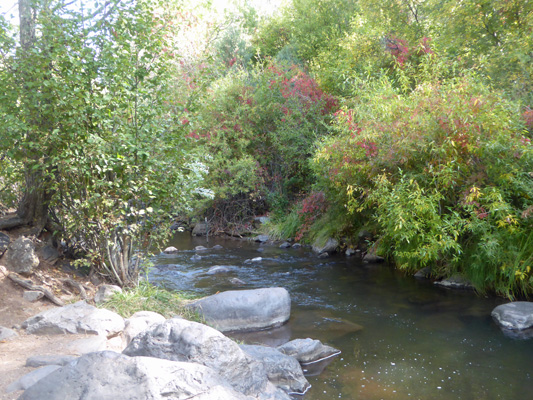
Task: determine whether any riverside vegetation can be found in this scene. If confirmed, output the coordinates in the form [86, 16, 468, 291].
[0, 0, 532, 298]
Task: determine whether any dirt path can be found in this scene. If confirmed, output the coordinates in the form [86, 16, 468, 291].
[0, 266, 98, 399]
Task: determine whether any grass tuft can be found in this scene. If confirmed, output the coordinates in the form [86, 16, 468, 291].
[101, 281, 202, 321]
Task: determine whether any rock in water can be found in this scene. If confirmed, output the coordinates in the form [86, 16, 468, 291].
[22, 300, 124, 338]
[492, 302, 533, 331]
[277, 338, 341, 364]
[240, 344, 310, 395]
[162, 246, 179, 254]
[123, 318, 270, 397]
[186, 287, 291, 333]
[6, 237, 39, 275]
[312, 238, 338, 254]
[19, 351, 252, 400]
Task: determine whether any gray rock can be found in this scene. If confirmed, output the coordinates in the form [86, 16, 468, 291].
[254, 235, 270, 243]
[19, 351, 251, 400]
[363, 252, 385, 263]
[192, 222, 208, 236]
[230, 277, 246, 286]
[123, 318, 269, 397]
[0, 326, 18, 340]
[25, 355, 77, 367]
[279, 242, 291, 249]
[191, 254, 202, 261]
[5, 237, 39, 275]
[434, 275, 474, 290]
[212, 244, 224, 250]
[414, 267, 431, 279]
[187, 287, 291, 333]
[123, 311, 166, 345]
[291, 243, 302, 249]
[22, 300, 125, 338]
[312, 238, 338, 254]
[23, 290, 44, 302]
[7, 365, 61, 393]
[277, 338, 341, 364]
[94, 284, 122, 304]
[317, 252, 329, 259]
[163, 246, 179, 254]
[240, 344, 310, 395]
[492, 302, 533, 331]
[244, 257, 262, 263]
[195, 245, 208, 251]
[41, 245, 59, 263]
[66, 334, 108, 354]
[230, 324, 291, 348]
[207, 265, 231, 275]
[0, 232, 10, 256]
[345, 248, 356, 256]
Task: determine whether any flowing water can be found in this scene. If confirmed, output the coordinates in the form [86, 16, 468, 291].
[149, 233, 533, 400]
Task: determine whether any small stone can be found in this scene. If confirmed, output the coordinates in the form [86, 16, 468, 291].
[195, 245, 208, 251]
[191, 254, 202, 261]
[211, 245, 224, 250]
[23, 291, 44, 302]
[254, 235, 269, 243]
[434, 275, 474, 290]
[229, 278, 246, 286]
[163, 246, 179, 254]
[312, 238, 338, 254]
[291, 243, 302, 249]
[207, 266, 231, 275]
[0, 326, 18, 341]
[317, 252, 329, 259]
[244, 257, 262, 263]
[94, 284, 123, 304]
[26, 355, 77, 367]
[279, 242, 291, 249]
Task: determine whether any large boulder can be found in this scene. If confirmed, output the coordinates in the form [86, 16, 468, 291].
[22, 300, 125, 338]
[277, 338, 341, 364]
[19, 351, 253, 400]
[492, 302, 533, 331]
[123, 311, 166, 345]
[123, 318, 270, 397]
[240, 344, 310, 395]
[186, 288, 291, 333]
[5, 236, 39, 275]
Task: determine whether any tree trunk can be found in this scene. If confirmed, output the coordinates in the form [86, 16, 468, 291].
[12, 0, 51, 233]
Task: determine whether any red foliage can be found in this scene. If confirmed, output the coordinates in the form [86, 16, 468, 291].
[522, 107, 533, 132]
[295, 191, 328, 241]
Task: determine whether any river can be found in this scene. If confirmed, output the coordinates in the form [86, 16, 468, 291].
[148, 233, 533, 400]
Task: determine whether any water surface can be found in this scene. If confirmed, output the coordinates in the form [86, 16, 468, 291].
[149, 233, 533, 400]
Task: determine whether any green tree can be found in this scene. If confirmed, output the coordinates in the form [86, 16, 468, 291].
[0, 0, 209, 285]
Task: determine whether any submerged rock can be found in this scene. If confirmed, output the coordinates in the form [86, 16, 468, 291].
[277, 338, 341, 364]
[207, 265, 231, 275]
[434, 275, 474, 290]
[186, 288, 291, 333]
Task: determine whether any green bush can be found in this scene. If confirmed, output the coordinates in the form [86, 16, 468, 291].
[313, 58, 533, 297]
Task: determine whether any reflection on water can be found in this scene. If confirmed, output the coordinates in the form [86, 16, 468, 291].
[150, 233, 533, 399]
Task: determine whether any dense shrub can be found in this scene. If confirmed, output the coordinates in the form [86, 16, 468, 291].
[313, 59, 533, 298]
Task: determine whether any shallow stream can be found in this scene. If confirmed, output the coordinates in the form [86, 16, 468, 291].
[149, 233, 532, 400]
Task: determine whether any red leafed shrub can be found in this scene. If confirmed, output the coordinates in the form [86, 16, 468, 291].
[295, 191, 328, 241]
